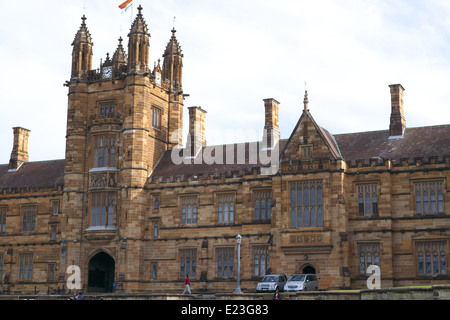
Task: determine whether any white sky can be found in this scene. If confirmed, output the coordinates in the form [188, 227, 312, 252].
[1, 0, 450, 165]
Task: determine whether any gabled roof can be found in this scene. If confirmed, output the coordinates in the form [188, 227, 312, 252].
[280, 109, 342, 162]
[0, 160, 65, 190]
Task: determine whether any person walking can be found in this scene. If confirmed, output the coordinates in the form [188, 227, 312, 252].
[183, 274, 192, 294]
[273, 288, 280, 300]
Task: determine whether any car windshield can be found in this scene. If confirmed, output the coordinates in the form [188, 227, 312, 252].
[262, 275, 279, 282]
[288, 274, 306, 281]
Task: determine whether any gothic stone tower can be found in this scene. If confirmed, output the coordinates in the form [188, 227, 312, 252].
[61, 6, 184, 292]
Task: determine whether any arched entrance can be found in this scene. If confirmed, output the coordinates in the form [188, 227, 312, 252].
[87, 252, 115, 293]
[302, 265, 316, 274]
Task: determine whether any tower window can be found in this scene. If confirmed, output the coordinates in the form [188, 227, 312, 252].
[99, 102, 115, 116]
[92, 135, 117, 169]
[152, 106, 162, 130]
[90, 192, 115, 228]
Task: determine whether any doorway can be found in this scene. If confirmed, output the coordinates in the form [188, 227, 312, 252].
[302, 265, 316, 274]
[87, 252, 115, 293]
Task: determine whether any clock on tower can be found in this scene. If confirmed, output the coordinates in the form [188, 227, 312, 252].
[102, 66, 113, 79]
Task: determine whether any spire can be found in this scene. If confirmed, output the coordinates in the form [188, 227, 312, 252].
[127, 5, 150, 73]
[163, 28, 182, 57]
[112, 36, 127, 73]
[129, 5, 150, 36]
[162, 27, 183, 90]
[71, 15, 93, 80]
[72, 15, 92, 46]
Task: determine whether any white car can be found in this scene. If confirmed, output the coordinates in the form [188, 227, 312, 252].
[284, 274, 318, 292]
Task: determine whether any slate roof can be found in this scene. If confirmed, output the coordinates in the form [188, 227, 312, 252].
[149, 141, 287, 182]
[150, 124, 450, 181]
[334, 125, 450, 164]
[0, 160, 65, 190]
[2, 125, 449, 189]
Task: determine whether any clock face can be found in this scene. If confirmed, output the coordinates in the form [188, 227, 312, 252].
[102, 66, 113, 79]
[155, 72, 161, 85]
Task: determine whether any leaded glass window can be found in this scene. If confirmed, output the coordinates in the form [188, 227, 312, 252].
[290, 181, 323, 228]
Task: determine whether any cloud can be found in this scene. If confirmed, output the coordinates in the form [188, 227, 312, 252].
[1, 0, 450, 165]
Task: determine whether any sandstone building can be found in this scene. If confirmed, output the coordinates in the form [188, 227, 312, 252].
[0, 7, 449, 294]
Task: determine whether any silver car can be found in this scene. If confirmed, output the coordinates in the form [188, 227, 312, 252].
[256, 274, 288, 292]
[284, 274, 318, 292]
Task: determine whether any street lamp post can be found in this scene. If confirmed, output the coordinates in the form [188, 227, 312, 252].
[234, 234, 242, 294]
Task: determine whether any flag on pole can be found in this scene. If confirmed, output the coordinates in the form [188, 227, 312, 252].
[119, 0, 133, 13]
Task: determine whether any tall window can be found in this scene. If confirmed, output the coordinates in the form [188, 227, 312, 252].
[93, 135, 117, 169]
[154, 196, 160, 210]
[359, 243, 380, 275]
[417, 241, 447, 276]
[153, 222, 159, 237]
[0, 207, 6, 233]
[415, 181, 445, 215]
[180, 249, 197, 278]
[152, 263, 158, 280]
[253, 246, 269, 277]
[152, 106, 162, 130]
[217, 248, 234, 279]
[358, 184, 379, 216]
[19, 254, 33, 281]
[181, 196, 198, 225]
[50, 225, 57, 241]
[290, 181, 323, 228]
[90, 192, 115, 228]
[51, 200, 59, 216]
[218, 194, 235, 223]
[22, 206, 37, 232]
[48, 264, 56, 281]
[254, 190, 272, 221]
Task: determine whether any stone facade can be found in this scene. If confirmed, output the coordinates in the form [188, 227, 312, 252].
[0, 7, 449, 294]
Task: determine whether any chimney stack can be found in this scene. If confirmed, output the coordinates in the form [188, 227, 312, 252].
[263, 98, 280, 149]
[9, 127, 30, 170]
[187, 107, 207, 157]
[389, 84, 406, 137]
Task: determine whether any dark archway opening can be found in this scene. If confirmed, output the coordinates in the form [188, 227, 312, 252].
[87, 252, 115, 293]
[302, 265, 316, 274]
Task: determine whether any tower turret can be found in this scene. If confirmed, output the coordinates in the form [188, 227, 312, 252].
[71, 15, 93, 80]
[162, 27, 184, 149]
[127, 5, 150, 73]
[112, 36, 127, 77]
[162, 28, 183, 91]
